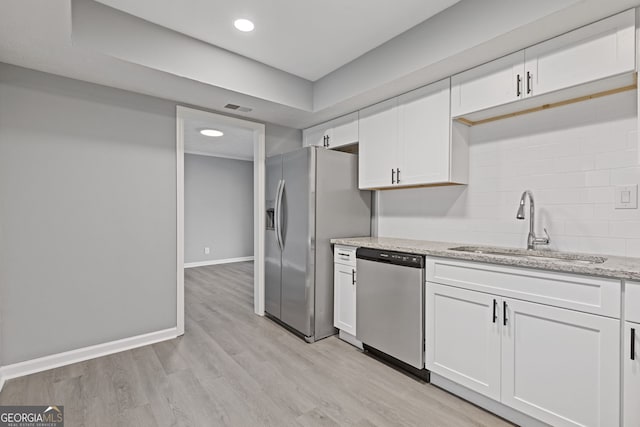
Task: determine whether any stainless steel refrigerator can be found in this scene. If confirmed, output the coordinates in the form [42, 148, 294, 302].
[265, 146, 371, 342]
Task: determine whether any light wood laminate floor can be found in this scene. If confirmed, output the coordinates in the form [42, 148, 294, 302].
[0, 262, 512, 426]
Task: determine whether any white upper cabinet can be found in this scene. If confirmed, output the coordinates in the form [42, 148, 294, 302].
[303, 112, 358, 149]
[303, 123, 329, 148]
[358, 97, 399, 189]
[359, 79, 468, 190]
[525, 9, 635, 98]
[398, 80, 453, 186]
[451, 9, 636, 119]
[451, 51, 525, 117]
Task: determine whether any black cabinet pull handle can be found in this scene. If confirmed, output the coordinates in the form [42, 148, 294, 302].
[391, 168, 396, 184]
[493, 299, 498, 323]
[503, 301, 508, 326]
[516, 74, 521, 97]
[527, 71, 532, 95]
[632, 328, 636, 361]
[396, 168, 401, 184]
[352, 269, 356, 285]
[326, 135, 330, 147]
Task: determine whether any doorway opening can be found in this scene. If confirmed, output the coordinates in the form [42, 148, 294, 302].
[176, 106, 266, 335]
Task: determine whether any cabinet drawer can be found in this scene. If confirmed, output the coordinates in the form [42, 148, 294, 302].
[426, 258, 621, 318]
[334, 245, 357, 267]
[626, 281, 640, 323]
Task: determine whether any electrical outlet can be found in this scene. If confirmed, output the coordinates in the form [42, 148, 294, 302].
[204, 247, 210, 255]
[615, 185, 638, 209]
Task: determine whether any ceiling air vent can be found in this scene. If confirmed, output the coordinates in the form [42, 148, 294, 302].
[224, 104, 253, 113]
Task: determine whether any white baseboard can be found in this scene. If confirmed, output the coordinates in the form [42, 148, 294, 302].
[0, 327, 178, 388]
[185, 256, 254, 268]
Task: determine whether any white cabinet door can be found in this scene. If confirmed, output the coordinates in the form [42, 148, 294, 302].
[303, 112, 359, 149]
[525, 9, 635, 98]
[426, 283, 502, 400]
[625, 321, 640, 427]
[501, 299, 620, 427]
[358, 97, 398, 189]
[303, 123, 330, 148]
[451, 51, 525, 117]
[398, 79, 451, 186]
[334, 263, 356, 336]
[625, 281, 640, 324]
[327, 112, 358, 149]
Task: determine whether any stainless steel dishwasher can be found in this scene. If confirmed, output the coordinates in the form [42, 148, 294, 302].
[356, 247, 427, 377]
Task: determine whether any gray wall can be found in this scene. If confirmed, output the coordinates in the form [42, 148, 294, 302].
[265, 123, 302, 157]
[0, 64, 177, 365]
[0, 63, 302, 367]
[184, 154, 253, 263]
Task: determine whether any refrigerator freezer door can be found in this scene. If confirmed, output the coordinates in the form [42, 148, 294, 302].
[280, 147, 315, 337]
[265, 155, 283, 319]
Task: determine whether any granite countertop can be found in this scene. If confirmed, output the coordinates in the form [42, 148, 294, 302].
[330, 236, 640, 281]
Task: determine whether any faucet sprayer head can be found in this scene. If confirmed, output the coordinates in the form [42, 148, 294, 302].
[516, 191, 531, 220]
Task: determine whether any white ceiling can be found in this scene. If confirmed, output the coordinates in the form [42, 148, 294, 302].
[1, 0, 639, 129]
[184, 117, 254, 160]
[94, 0, 461, 81]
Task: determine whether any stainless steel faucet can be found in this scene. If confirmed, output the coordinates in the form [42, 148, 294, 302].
[516, 190, 550, 250]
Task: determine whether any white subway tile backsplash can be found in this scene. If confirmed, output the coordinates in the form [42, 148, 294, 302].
[626, 239, 640, 258]
[377, 92, 640, 257]
[593, 203, 640, 221]
[610, 221, 640, 239]
[521, 158, 556, 176]
[553, 155, 595, 173]
[580, 131, 631, 154]
[564, 221, 610, 237]
[610, 167, 640, 186]
[586, 187, 614, 204]
[543, 204, 595, 220]
[594, 150, 639, 170]
[537, 188, 588, 205]
[585, 170, 610, 187]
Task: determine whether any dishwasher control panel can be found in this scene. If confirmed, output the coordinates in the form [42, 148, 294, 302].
[356, 248, 424, 268]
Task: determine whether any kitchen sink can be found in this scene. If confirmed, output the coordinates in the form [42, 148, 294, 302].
[448, 246, 607, 265]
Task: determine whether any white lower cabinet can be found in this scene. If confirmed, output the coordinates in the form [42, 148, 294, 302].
[625, 321, 640, 427]
[426, 275, 621, 427]
[334, 262, 356, 335]
[426, 284, 501, 400]
[502, 298, 620, 427]
[334, 246, 357, 338]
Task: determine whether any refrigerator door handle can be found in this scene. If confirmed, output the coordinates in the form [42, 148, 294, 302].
[275, 179, 285, 251]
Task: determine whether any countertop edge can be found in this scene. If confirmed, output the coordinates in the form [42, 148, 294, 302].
[331, 237, 640, 282]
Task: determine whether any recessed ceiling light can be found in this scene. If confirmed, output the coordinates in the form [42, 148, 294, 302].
[200, 129, 224, 137]
[234, 18, 255, 32]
